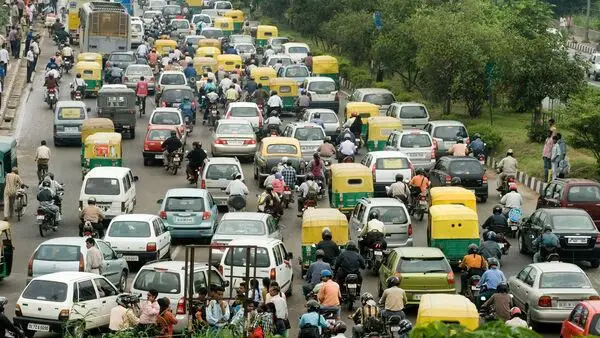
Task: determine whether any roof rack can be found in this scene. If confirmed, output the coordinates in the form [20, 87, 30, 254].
[89, 1, 127, 12]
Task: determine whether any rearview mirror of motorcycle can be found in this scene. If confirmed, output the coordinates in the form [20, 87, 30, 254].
[157, 199, 164, 204]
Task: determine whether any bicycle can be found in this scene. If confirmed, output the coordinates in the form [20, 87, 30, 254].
[37, 162, 48, 183]
[137, 95, 146, 118]
[15, 184, 28, 222]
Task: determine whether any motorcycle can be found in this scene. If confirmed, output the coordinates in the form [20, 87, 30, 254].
[183, 115, 193, 134]
[366, 242, 386, 274]
[409, 190, 428, 222]
[497, 170, 516, 196]
[281, 185, 293, 208]
[46, 88, 57, 109]
[342, 274, 360, 311]
[462, 271, 482, 304]
[62, 59, 72, 74]
[207, 101, 219, 127]
[166, 151, 182, 175]
[314, 176, 325, 200]
[81, 220, 99, 238]
[0, 297, 25, 338]
[506, 208, 521, 238]
[37, 205, 58, 237]
[385, 316, 412, 338]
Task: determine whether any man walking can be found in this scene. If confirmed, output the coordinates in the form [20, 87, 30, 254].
[26, 45, 34, 83]
[8, 27, 18, 59]
[542, 130, 552, 182]
[3, 167, 22, 220]
[85, 238, 103, 274]
[0, 44, 9, 75]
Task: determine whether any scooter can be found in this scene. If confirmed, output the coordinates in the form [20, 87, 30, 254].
[281, 185, 293, 208]
[46, 88, 58, 109]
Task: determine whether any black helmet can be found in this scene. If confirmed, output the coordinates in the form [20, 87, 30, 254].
[456, 137, 464, 143]
[450, 177, 462, 186]
[415, 168, 424, 175]
[346, 241, 358, 251]
[386, 276, 400, 288]
[306, 174, 314, 181]
[368, 210, 379, 221]
[88, 197, 96, 205]
[322, 228, 332, 240]
[487, 257, 499, 267]
[170, 130, 177, 137]
[333, 321, 347, 334]
[286, 159, 293, 166]
[497, 282, 509, 293]
[544, 225, 552, 232]
[486, 231, 496, 241]
[360, 292, 374, 304]
[468, 244, 478, 254]
[395, 173, 404, 182]
[315, 249, 325, 259]
[314, 112, 320, 119]
[306, 299, 320, 311]
[493, 205, 503, 214]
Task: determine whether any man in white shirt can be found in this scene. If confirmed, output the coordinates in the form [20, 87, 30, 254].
[0, 45, 9, 73]
[264, 46, 275, 58]
[85, 238, 103, 274]
[34, 140, 51, 182]
[31, 39, 40, 68]
[26, 46, 34, 83]
[266, 91, 283, 116]
[61, 43, 73, 62]
[225, 173, 249, 196]
[219, 77, 233, 94]
[338, 135, 356, 161]
[500, 184, 523, 211]
[136, 43, 148, 58]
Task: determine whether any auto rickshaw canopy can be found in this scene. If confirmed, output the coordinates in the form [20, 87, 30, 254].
[301, 208, 349, 245]
[428, 204, 479, 239]
[430, 186, 477, 212]
[416, 294, 479, 331]
[312, 55, 339, 74]
[345, 102, 379, 120]
[81, 118, 115, 144]
[83, 132, 123, 159]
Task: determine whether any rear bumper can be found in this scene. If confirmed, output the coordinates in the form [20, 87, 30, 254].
[404, 288, 456, 305]
[113, 250, 159, 263]
[464, 185, 488, 199]
[309, 101, 340, 112]
[13, 316, 66, 334]
[167, 225, 215, 239]
[387, 237, 414, 248]
[54, 133, 81, 143]
[529, 307, 571, 323]
[211, 143, 257, 156]
[143, 151, 163, 159]
[559, 248, 600, 262]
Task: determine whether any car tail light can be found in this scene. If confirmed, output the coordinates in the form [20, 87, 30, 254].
[201, 180, 206, 189]
[225, 111, 231, 118]
[159, 210, 167, 219]
[218, 264, 224, 275]
[244, 139, 256, 145]
[482, 175, 488, 184]
[538, 296, 552, 307]
[408, 224, 413, 237]
[445, 175, 452, 184]
[27, 254, 34, 277]
[596, 236, 600, 244]
[176, 298, 186, 314]
[37, 209, 44, 216]
[590, 295, 600, 300]
[58, 309, 70, 321]
[270, 268, 276, 280]
[78, 252, 84, 272]
[123, 76, 129, 82]
[144, 144, 150, 151]
[146, 242, 157, 252]
[447, 271, 455, 284]
[121, 202, 126, 212]
[15, 304, 22, 317]
[409, 162, 415, 175]
[202, 211, 212, 220]
[215, 138, 227, 145]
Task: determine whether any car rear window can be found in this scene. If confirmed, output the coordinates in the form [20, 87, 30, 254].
[229, 107, 259, 117]
[400, 106, 428, 118]
[109, 54, 134, 62]
[567, 185, 600, 202]
[539, 272, 592, 288]
[206, 164, 240, 180]
[267, 144, 297, 154]
[397, 256, 450, 273]
[400, 133, 432, 148]
[131, 23, 143, 34]
[165, 197, 205, 212]
[85, 178, 120, 195]
[202, 29, 223, 39]
[172, 20, 190, 29]
[294, 127, 324, 141]
[151, 112, 181, 125]
[433, 125, 468, 141]
[552, 215, 596, 231]
[163, 6, 181, 14]
[216, 220, 265, 235]
[162, 89, 194, 102]
[215, 2, 232, 9]
[22, 280, 68, 302]
[449, 160, 484, 176]
[57, 107, 85, 120]
[35, 244, 80, 261]
[193, 16, 210, 24]
[375, 157, 410, 170]
[236, 44, 255, 53]
[370, 207, 409, 224]
[288, 46, 308, 54]
[223, 247, 270, 267]
[160, 74, 186, 85]
[126, 66, 152, 76]
[308, 81, 335, 94]
[268, 58, 292, 67]
[363, 93, 395, 106]
[271, 38, 288, 46]
[109, 221, 151, 237]
[149, 0, 166, 7]
[217, 123, 254, 134]
[285, 67, 309, 77]
[133, 269, 181, 294]
[317, 112, 338, 123]
[148, 129, 173, 141]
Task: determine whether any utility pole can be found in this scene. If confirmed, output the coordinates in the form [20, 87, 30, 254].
[585, 0, 591, 42]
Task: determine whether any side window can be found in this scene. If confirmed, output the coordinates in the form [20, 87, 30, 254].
[158, 218, 168, 232]
[283, 126, 292, 137]
[193, 271, 207, 291]
[273, 246, 283, 266]
[524, 268, 537, 287]
[386, 251, 396, 269]
[356, 204, 367, 222]
[97, 241, 115, 260]
[269, 217, 279, 233]
[279, 244, 289, 261]
[152, 220, 162, 235]
[553, 183, 564, 200]
[123, 175, 131, 192]
[517, 266, 532, 281]
[581, 306, 590, 328]
[94, 278, 118, 298]
[77, 279, 98, 302]
[569, 304, 584, 325]
[361, 155, 371, 167]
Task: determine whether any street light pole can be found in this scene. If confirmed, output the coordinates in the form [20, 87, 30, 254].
[585, 0, 591, 42]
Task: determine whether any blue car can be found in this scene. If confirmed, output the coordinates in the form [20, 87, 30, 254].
[158, 188, 218, 241]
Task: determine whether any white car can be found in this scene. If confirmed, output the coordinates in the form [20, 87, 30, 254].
[360, 151, 414, 197]
[104, 214, 171, 265]
[265, 55, 293, 69]
[15, 272, 120, 336]
[385, 130, 436, 170]
[157, 71, 187, 93]
[281, 42, 310, 63]
[225, 102, 262, 130]
[142, 10, 161, 24]
[385, 102, 430, 129]
[148, 108, 185, 136]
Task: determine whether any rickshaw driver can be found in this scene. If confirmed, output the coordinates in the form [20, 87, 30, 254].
[358, 210, 387, 256]
[161, 130, 183, 167]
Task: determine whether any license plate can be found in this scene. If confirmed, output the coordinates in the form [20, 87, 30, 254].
[173, 103, 180, 108]
[175, 217, 194, 224]
[347, 283, 357, 289]
[229, 141, 243, 145]
[65, 127, 78, 133]
[413, 294, 421, 300]
[559, 301, 577, 308]
[155, 154, 164, 159]
[471, 286, 480, 291]
[27, 323, 50, 332]
[374, 251, 383, 256]
[568, 238, 587, 244]
[511, 226, 518, 230]
[122, 255, 139, 261]
[36, 215, 45, 220]
[391, 326, 400, 332]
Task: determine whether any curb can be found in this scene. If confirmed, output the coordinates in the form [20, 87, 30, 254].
[485, 156, 547, 195]
[0, 58, 23, 119]
[567, 40, 596, 54]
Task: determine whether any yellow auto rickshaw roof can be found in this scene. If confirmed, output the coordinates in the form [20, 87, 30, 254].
[155, 39, 177, 46]
[261, 136, 301, 147]
[428, 204, 478, 221]
[197, 46, 221, 53]
[418, 294, 478, 319]
[302, 208, 348, 224]
[312, 55, 338, 65]
[215, 16, 233, 23]
[430, 187, 476, 201]
[251, 67, 277, 77]
[193, 56, 218, 65]
[217, 54, 242, 62]
[367, 116, 401, 127]
[257, 25, 278, 33]
[302, 208, 349, 244]
[346, 102, 379, 112]
[224, 9, 244, 19]
[329, 163, 372, 177]
[77, 52, 102, 61]
[199, 38, 221, 45]
[82, 118, 115, 130]
[269, 77, 297, 86]
[85, 132, 122, 144]
[75, 61, 102, 70]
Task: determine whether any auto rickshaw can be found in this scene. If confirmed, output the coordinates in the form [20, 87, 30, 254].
[0, 136, 17, 204]
[366, 116, 402, 151]
[154, 39, 178, 56]
[328, 163, 374, 215]
[429, 186, 477, 213]
[300, 208, 349, 275]
[185, 0, 203, 14]
[198, 38, 222, 49]
[193, 56, 218, 74]
[80, 118, 115, 163]
[254, 137, 305, 185]
[0, 221, 14, 280]
[416, 294, 479, 331]
[269, 78, 298, 112]
[82, 132, 123, 179]
[96, 86, 137, 139]
[427, 204, 479, 264]
[224, 10, 244, 32]
[251, 67, 277, 91]
[74, 61, 102, 96]
[345, 102, 379, 138]
[216, 54, 243, 72]
[196, 46, 221, 59]
[312, 55, 339, 85]
[256, 25, 278, 48]
[77, 52, 103, 68]
[214, 17, 234, 37]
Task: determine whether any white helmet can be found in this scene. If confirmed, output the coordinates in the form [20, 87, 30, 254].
[281, 156, 288, 163]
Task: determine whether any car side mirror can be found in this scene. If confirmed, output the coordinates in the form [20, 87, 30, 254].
[286, 252, 294, 260]
[157, 199, 164, 204]
[133, 176, 139, 182]
[222, 280, 230, 287]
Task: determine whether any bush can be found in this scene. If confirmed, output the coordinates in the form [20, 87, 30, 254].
[469, 125, 503, 154]
[527, 122, 549, 143]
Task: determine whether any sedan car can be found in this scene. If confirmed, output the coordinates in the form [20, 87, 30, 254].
[170, 19, 192, 39]
[350, 88, 396, 115]
[200, 27, 224, 40]
[148, 108, 185, 136]
[561, 300, 600, 337]
[107, 51, 136, 70]
[183, 35, 205, 50]
[377, 247, 455, 304]
[277, 64, 310, 86]
[429, 156, 488, 202]
[265, 55, 293, 69]
[424, 120, 469, 159]
[361, 151, 413, 197]
[537, 179, 600, 230]
[234, 43, 257, 62]
[201, 157, 244, 207]
[156, 71, 187, 94]
[230, 34, 253, 45]
[385, 130, 436, 170]
[509, 262, 599, 328]
[281, 122, 326, 160]
[225, 102, 262, 131]
[123, 64, 155, 93]
[211, 119, 257, 159]
[143, 125, 186, 165]
[158, 188, 219, 240]
[518, 208, 600, 267]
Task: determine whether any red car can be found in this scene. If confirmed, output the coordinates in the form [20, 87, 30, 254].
[561, 300, 600, 337]
[143, 125, 185, 166]
[537, 179, 600, 230]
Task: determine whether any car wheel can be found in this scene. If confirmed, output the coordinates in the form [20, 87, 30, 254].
[166, 246, 172, 260]
[285, 276, 293, 297]
[518, 233, 528, 254]
[590, 259, 600, 268]
[119, 270, 128, 292]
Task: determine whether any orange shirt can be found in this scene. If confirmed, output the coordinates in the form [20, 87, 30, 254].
[409, 175, 430, 193]
[317, 280, 340, 307]
[157, 310, 178, 338]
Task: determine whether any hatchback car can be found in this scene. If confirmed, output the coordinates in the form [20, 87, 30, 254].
[170, 19, 192, 39]
[157, 85, 198, 110]
[377, 247, 455, 304]
[518, 208, 600, 267]
[201, 157, 244, 208]
[28, 237, 129, 291]
[282, 42, 310, 63]
[130, 261, 228, 332]
[282, 122, 326, 159]
[148, 108, 185, 136]
[107, 51, 136, 70]
[104, 214, 171, 265]
[361, 151, 414, 197]
[235, 43, 257, 62]
[509, 262, 599, 328]
[351, 88, 396, 115]
[266, 55, 293, 69]
[424, 120, 469, 159]
[53, 100, 90, 145]
[158, 188, 218, 241]
[162, 5, 183, 20]
[225, 102, 263, 131]
[537, 179, 600, 230]
[385, 130, 435, 170]
[429, 156, 488, 202]
[156, 71, 187, 94]
[304, 77, 340, 112]
[143, 125, 185, 165]
[302, 108, 341, 141]
[213, 0, 232, 9]
[15, 272, 120, 337]
[349, 197, 413, 248]
[277, 64, 311, 86]
[267, 37, 290, 53]
[385, 102, 430, 129]
[254, 136, 305, 185]
[123, 64, 155, 93]
[561, 300, 600, 337]
[210, 119, 257, 159]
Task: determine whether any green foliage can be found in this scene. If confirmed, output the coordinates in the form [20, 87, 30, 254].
[526, 122, 550, 143]
[259, 0, 290, 19]
[0, 4, 9, 34]
[409, 321, 541, 337]
[546, 0, 586, 16]
[469, 126, 503, 153]
[563, 87, 600, 175]
[323, 10, 375, 64]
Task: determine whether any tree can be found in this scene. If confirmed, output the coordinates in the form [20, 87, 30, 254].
[259, 0, 290, 19]
[373, 25, 420, 91]
[563, 87, 600, 175]
[409, 321, 542, 337]
[287, 0, 337, 43]
[322, 10, 375, 64]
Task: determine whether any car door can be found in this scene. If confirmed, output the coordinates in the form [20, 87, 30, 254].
[521, 267, 537, 308]
[271, 244, 285, 288]
[207, 193, 218, 225]
[157, 218, 172, 256]
[429, 159, 447, 186]
[562, 304, 586, 338]
[152, 219, 169, 259]
[384, 133, 396, 151]
[278, 243, 293, 291]
[380, 251, 397, 290]
[349, 203, 367, 237]
[537, 183, 558, 208]
[96, 240, 121, 286]
[509, 266, 532, 308]
[92, 277, 119, 326]
[72, 279, 101, 328]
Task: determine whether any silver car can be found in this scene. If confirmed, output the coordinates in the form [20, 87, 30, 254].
[201, 157, 244, 208]
[424, 120, 469, 159]
[183, 35, 205, 50]
[349, 198, 413, 248]
[282, 122, 326, 159]
[302, 108, 341, 140]
[211, 119, 257, 158]
[508, 262, 599, 327]
[123, 64, 155, 93]
[28, 237, 129, 291]
[351, 88, 396, 115]
[234, 43, 256, 62]
[267, 37, 290, 54]
[230, 34, 253, 45]
[385, 102, 430, 129]
[385, 130, 435, 170]
[170, 19, 191, 39]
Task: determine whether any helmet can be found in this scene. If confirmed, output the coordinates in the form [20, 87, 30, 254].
[344, 135, 352, 140]
[395, 173, 404, 182]
[486, 231, 496, 241]
[306, 300, 320, 311]
[322, 228, 332, 240]
[286, 159, 293, 166]
[450, 177, 462, 186]
[360, 292, 374, 304]
[320, 269, 332, 278]
[544, 225, 552, 232]
[507, 149, 514, 156]
[88, 197, 96, 204]
[315, 249, 325, 259]
[333, 321, 347, 334]
[487, 257, 499, 267]
[306, 174, 314, 181]
[497, 282, 509, 293]
[456, 137, 463, 143]
[346, 241, 358, 251]
[368, 210, 379, 221]
[76, 73, 81, 78]
[473, 133, 481, 139]
[468, 244, 478, 254]
[232, 173, 242, 180]
[415, 168, 424, 175]
[386, 276, 400, 288]
[493, 205, 503, 214]
[509, 183, 518, 191]
[50, 57, 55, 62]
[270, 110, 278, 117]
[42, 180, 51, 187]
[510, 307, 522, 317]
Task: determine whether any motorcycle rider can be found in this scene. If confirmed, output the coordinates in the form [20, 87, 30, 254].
[482, 205, 508, 232]
[298, 300, 330, 336]
[388, 173, 411, 205]
[448, 137, 468, 156]
[468, 133, 485, 157]
[257, 185, 282, 218]
[505, 307, 528, 328]
[309, 153, 325, 184]
[70, 73, 87, 100]
[135, 76, 149, 115]
[186, 142, 207, 182]
[477, 257, 506, 306]
[459, 244, 488, 295]
[183, 61, 197, 81]
[331, 321, 349, 338]
[310, 112, 325, 129]
[45, 57, 59, 72]
[297, 174, 319, 216]
[379, 276, 407, 319]
[349, 293, 381, 338]
[34, 140, 51, 183]
[481, 282, 513, 322]
[179, 96, 195, 124]
[334, 241, 365, 289]
[43, 73, 59, 100]
[533, 225, 560, 263]
[37, 179, 61, 228]
[343, 112, 359, 129]
[317, 137, 336, 158]
[409, 168, 430, 195]
[337, 127, 355, 146]
[358, 210, 387, 256]
[203, 83, 219, 123]
[79, 197, 105, 237]
[480, 231, 503, 262]
[263, 110, 282, 135]
[316, 228, 341, 266]
[303, 249, 332, 296]
[496, 149, 518, 191]
[225, 173, 249, 211]
[266, 90, 283, 116]
[281, 159, 297, 190]
[244, 76, 258, 97]
[40, 172, 63, 209]
[317, 269, 341, 318]
[338, 135, 356, 163]
[61, 41, 73, 64]
[500, 183, 522, 215]
[160, 130, 183, 168]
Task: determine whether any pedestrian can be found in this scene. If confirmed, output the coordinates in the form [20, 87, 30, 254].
[13, 26, 21, 59]
[10, 3, 19, 28]
[138, 289, 160, 334]
[3, 167, 22, 220]
[550, 135, 561, 180]
[206, 285, 230, 328]
[557, 133, 567, 160]
[0, 78, 3, 110]
[156, 297, 177, 338]
[0, 45, 8, 75]
[268, 284, 289, 336]
[542, 130, 553, 182]
[24, 29, 32, 58]
[8, 27, 18, 59]
[305, 51, 313, 72]
[84, 237, 103, 274]
[548, 117, 557, 137]
[30, 37, 39, 69]
[26, 45, 34, 82]
[17, 0, 24, 19]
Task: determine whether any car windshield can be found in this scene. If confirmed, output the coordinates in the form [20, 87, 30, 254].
[131, 24, 143, 33]
[206, 164, 240, 180]
[363, 93, 395, 106]
[35, 244, 80, 261]
[133, 270, 181, 294]
[22, 280, 68, 302]
[151, 112, 181, 125]
[143, 12, 159, 19]
[172, 20, 189, 29]
[232, 36, 253, 44]
[449, 160, 484, 176]
[216, 220, 265, 235]
[160, 74, 186, 85]
[202, 29, 223, 39]
[375, 157, 410, 170]
[539, 272, 592, 288]
[165, 197, 205, 212]
[85, 178, 120, 195]
[217, 123, 254, 134]
[400, 106, 428, 118]
[148, 129, 173, 141]
[552, 215, 596, 230]
[567, 185, 600, 202]
[164, 6, 181, 14]
[285, 67, 309, 77]
[224, 247, 270, 267]
[308, 81, 335, 94]
[433, 125, 468, 141]
[294, 127, 324, 141]
[163, 89, 194, 102]
[108, 221, 151, 237]
[215, 2, 231, 9]
[126, 66, 152, 76]
[229, 107, 258, 117]
[400, 133, 432, 148]
[397, 256, 450, 273]
[267, 144, 297, 154]
[186, 37, 203, 45]
[109, 54, 134, 62]
[149, 0, 165, 8]
[193, 16, 210, 24]
[57, 107, 85, 120]
[288, 46, 308, 54]
[371, 206, 409, 224]
[236, 44, 254, 53]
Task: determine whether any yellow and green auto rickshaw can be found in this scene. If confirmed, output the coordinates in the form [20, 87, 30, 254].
[198, 38, 222, 49]
[429, 186, 477, 213]
[251, 67, 277, 91]
[193, 56, 218, 74]
[300, 208, 349, 275]
[185, 0, 203, 14]
[345, 102, 379, 139]
[80, 118, 115, 164]
[196, 46, 221, 59]
[311, 55, 339, 86]
[416, 294, 479, 331]
[81, 132, 123, 179]
[77, 52, 103, 68]
[269, 78, 298, 112]
[217, 54, 243, 72]
[154, 39, 178, 56]
[427, 204, 479, 265]
[214, 17, 234, 37]
[224, 10, 244, 32]
[328, 163, 374, 215]
[0, 221, 14, 280]
[366, 116, 402, 151]
[74, 61, 102, 96]
[256, 25, 278, 48]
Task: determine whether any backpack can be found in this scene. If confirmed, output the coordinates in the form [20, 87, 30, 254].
[362, 304, 382, 332]
[306, 182, 319, 199]
[298, 323, 320, 338]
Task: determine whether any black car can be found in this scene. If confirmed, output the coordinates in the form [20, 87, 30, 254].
[518, 208, 600, 267]
[429, 156, 488, 202]
[107, 52, 137, 71]
[162, 5, 182, 21]
[157, 85, 198, 109]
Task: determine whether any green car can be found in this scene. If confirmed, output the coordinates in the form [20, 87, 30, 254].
[377, 247, 456, 305]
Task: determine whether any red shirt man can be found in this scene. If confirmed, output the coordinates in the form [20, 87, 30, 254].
[136, 77, 149, 97]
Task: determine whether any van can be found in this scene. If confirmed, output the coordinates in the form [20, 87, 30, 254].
[386, 102, 430, 129]
[53, 100, 91, 146]
[349, 198, 414, 248]
[80, 167, 139, 222]
[130, 20, 144, 49]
